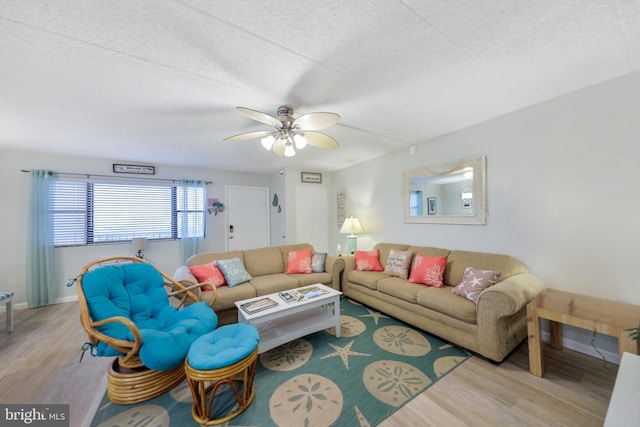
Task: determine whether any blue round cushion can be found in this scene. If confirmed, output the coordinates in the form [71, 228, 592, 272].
[188, 323, 259, 370]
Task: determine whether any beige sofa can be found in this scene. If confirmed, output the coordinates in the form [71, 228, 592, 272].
[341, 243, 544, 362]
[174, 243, 345, 325]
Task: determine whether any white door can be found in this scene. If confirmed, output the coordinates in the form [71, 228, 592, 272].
[226, 186, 270, 251]
[295, 186, 328, 252]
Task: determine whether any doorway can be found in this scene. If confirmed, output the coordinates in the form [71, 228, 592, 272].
[225, 186, 270, 251]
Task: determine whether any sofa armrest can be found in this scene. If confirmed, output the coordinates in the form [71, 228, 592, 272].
[325, 255, 345, 290]
[340, 255, 355, 290]
[174, 265, 197, 286]
[477, 273, 545, 318]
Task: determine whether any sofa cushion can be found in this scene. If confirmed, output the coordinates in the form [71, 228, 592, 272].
[217, 258, 252, 287]
[187, 251, 245, 267]
[355, 249, 384, 271]
[444, 250, 525, 286]
[249, 274, 299, 295]
[286, 249, 313, 274]
[408, 255, 447, 288]
[212, 283, 257, 311]
[452, 267, 501, 303]
[312, 252, 327, 272]
[347, 270, 389, 290]
[383, 249, 414, 279]
[289, 272, 332, 287]
[243, 247, 284, 277]
[377, 277, 424, 304]
[416, 286, 477, 324]
[188, 261, 226, 288]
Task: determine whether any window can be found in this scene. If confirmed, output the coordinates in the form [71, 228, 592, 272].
[52, 178, 205, 247]
[409, 190, 423, 216]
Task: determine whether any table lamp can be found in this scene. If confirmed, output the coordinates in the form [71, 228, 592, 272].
[340, 216, 364, 254]
[132, 237, 147, 259]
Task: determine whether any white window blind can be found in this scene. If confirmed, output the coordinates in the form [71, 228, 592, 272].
[51, 177, 205, 247]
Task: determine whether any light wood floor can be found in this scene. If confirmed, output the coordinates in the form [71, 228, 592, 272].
[0, 302, 618, 427]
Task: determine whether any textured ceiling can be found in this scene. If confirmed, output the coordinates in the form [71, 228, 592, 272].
[1, 0, 639, 174]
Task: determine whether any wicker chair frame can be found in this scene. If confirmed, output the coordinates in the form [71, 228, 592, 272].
[75, 256, 218, 404]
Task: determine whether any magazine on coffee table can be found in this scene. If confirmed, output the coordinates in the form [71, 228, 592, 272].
[239, 297, 279, 314]
[297, 286, 329, 300]
[278, 290, 303, 303]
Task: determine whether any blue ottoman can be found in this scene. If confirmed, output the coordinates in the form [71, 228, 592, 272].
[185, 323, 259, 425]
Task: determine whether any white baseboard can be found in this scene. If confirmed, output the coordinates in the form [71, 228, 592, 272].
[0, 295, 78, 311]
[541, 329, 620, 365]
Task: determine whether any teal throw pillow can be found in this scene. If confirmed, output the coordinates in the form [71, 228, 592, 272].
[311, 252, 327, 273]
[216, 258, 252, 287]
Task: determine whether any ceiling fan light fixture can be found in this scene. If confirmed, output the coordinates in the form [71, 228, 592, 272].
[284, 142, 296, 157]
[261, 134, 276, 150]
[225, 105, 340, 157]
[293, 133, 307, 149]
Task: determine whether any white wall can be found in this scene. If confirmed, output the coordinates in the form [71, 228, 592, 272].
[0, 150, 269, 306]
[330, 71, 640, 362]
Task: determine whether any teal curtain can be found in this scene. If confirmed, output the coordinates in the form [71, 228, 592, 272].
[179, 179, 205, 263]
[26, 170, 57, 307]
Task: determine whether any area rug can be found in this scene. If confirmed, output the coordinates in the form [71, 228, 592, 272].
[91, 298, 469, 426]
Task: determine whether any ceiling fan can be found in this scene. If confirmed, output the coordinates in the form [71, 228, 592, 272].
[224, 106, 340, 157]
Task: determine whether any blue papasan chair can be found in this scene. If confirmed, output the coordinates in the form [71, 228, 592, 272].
[73, 256, 218, 404]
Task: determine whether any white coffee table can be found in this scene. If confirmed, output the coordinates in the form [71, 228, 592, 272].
[235, 283, 342, 353]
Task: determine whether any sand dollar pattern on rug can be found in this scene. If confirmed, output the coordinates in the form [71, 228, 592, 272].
[363, 360, 432, 407]
[260, 338, 313, 371]
[373, 325, 432, 356]
[270, 373, 343, 427]
[325, 315, 366, 337]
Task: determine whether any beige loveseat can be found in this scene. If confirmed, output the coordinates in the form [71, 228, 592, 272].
[174, 243, 345, 325]
[341, 243, 544, 362]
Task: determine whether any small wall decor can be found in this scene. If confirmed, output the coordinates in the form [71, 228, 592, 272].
[337, 192, 346, 229]
[113, 164, 155, 174]
[301, 172, 322, 183]
[207, 198, 224, 215]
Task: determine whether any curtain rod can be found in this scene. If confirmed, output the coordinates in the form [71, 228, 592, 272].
[20, 169, 212, 185]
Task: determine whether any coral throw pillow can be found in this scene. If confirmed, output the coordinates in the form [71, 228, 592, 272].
[287, 249, 313, 274]
[355, 249, 384, 271]
[383, 249, 414, 279]
[408, 254, 448, 288]
[452, 267, 502, 303]
[188, 261, 226, 290]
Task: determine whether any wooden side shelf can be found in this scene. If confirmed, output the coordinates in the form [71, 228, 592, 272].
[526, 288, 640, 377]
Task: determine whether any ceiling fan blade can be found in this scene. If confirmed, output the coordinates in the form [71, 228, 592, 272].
[237, 107, 282, 127]
[272, 139, 286, 157]
[223, 130, 272, 142]
[304, 132, 339, 148]
[292, 112, 340, 130]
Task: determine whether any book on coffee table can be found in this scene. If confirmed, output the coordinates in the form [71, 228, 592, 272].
[239, 297, 279, 314]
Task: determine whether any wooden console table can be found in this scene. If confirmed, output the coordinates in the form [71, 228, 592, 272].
[526, 288, 640, 377]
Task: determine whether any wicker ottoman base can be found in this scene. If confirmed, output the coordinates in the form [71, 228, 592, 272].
[107, 358, 185, 405]
[185, 347, 258, 425]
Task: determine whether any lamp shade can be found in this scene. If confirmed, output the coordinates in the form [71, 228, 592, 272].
[132, 237, 147, 252]
[340, 217, 364, 236]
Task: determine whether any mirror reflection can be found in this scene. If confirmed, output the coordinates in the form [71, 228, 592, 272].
[403, 156, 487, 225]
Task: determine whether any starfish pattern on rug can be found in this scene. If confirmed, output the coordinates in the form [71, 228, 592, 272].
[320, 340, 370, 369]
[359, 308, 389, 324]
